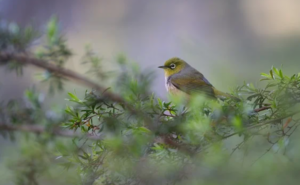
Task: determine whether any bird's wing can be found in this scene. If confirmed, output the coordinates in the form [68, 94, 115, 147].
[170, 71, 215, 98]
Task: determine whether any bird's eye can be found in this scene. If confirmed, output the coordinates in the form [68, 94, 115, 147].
[170, 63, 176, 69]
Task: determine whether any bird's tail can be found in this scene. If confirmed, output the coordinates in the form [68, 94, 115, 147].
[213, 88, 240, 101]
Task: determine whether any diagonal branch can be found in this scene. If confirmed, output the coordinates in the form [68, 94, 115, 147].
[0, 52, 152, 125]
[253, 106, 271, 112]
[0, 52, 124, 103]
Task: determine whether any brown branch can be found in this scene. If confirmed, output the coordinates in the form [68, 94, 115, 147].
[0, 123, 104, 140]
[0, 52, 152, 126]
[253, 106, 271, 113]
[0, 52, 123, 103]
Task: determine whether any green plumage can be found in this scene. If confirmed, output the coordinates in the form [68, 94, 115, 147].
[169, 72, 215, 98]
[159, 57, 239, 101]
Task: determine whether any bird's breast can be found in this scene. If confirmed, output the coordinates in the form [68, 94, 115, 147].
[165, 76, 186, 96]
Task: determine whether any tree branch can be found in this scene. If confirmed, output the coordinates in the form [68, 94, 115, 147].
[253, 106, 271, 112]
[0, 52, 152, 125]
[0, 52, 123, 102]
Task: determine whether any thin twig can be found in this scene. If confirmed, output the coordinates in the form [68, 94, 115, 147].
[250, 143, 276, 166]
[222, 111, 299, 140]
[230, 135, 251, 156]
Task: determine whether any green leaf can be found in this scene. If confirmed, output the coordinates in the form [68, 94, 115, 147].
[47, 16, 58, 42]
[157, 98, 163, 108]
[232, 117, 243, 130]
[136, 127, 151, 134]
[261, 73, 271, 79]
[260, 78, 270, 81]
[279, 69, 283, 79]
[65, 105, 76, 117]
[68, 92, 80, 102]
[170, 110, 176, 116]
[163, 102, 171, 108]
[272, 66, 280, 76]
[81, 126, 87, 132]
[270, 69, 275, 79]
[290, 74, 295, 80]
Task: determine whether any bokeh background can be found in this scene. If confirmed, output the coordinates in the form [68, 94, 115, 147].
[1, 0, 300, 184]
[1, 0, 300, 98]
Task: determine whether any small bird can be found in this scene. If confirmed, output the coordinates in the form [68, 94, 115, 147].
[158, 57, 239, 100]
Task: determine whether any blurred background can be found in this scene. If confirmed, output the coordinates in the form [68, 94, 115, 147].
[1, 0, 300, 98]
[1, 0, 300, 183]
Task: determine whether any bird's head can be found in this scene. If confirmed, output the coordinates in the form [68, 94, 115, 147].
[158, 57, 187, 77]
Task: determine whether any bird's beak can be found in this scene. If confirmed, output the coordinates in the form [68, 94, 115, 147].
[158, 66, 167, 69]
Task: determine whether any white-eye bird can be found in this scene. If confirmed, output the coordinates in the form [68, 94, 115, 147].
[158, 57, 239, 101]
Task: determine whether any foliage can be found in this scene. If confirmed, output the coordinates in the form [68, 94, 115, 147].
[0, 20, 39, 75]
[1, 18, 300, 185]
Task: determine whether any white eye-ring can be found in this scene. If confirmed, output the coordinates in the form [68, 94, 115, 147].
[170, 63, 176, 69]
